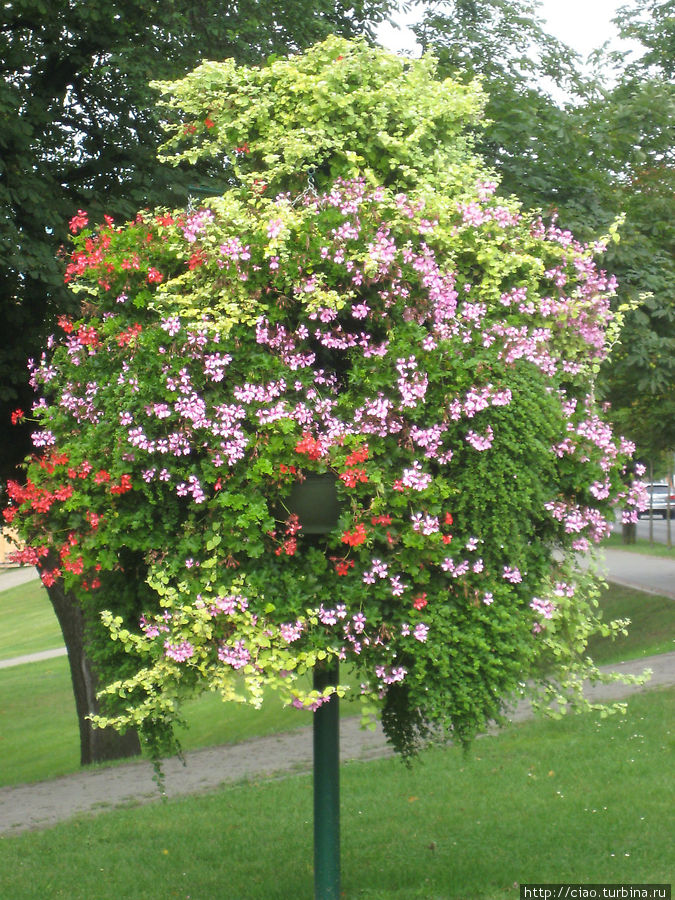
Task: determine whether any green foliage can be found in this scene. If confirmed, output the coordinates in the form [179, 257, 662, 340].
[1, 576, 669, 787]
[6, 39, 642, 764]
[152, 36, 486, 196]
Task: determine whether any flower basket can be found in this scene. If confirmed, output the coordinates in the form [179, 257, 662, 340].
[280, 472, 342, 535]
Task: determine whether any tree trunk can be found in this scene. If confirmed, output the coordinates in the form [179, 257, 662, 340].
[43, 572, 141, 766]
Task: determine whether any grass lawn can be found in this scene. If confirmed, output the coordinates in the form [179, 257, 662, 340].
[587, 584, 675, 664]
[0, 656, 319, 787]
[603, 532, 675, 558]
[0, 686, 672, 899]
[0, 577, 63, 660]
[0, 577, 672, 787]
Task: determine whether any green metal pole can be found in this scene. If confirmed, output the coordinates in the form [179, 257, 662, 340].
[313, 660, 340, 900]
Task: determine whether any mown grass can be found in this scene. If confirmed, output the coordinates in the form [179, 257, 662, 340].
[0, 576, 63, 659]
[0, 657, 318, 787]
[603, 532, 675, 558]
[0, 687, 672, 899]
[0, 578, 672, 787]
[587, 584, 675, 664]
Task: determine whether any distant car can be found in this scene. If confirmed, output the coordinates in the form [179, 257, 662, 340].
[638, 483, 675, 519]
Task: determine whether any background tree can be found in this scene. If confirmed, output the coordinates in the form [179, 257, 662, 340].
[595, 0, 675, 466]
[411, 0, 675, 468]
[0, 0, 395, 765]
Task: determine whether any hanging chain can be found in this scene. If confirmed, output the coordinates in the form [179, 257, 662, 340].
[293, 166, 319, 207]
[187, 168, 318, 210]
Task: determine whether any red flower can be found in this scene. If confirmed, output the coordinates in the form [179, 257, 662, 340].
[40, 568, 61, 587]
[63, 555, 84, 575]
[77, 325, 100, 349]
[86, 511, 102, 530]
[334, 559, 355, 576]
[10, 409, 24, 425]
[344, 444, 369, 467]
[413, 593, 428, 610]
[370, 514, 392, 526]
[57, 315, 74, 334]
[115, 323, 143, 347]
[183, 123, 197, 135]
[341, 523, 367, 547]
[147, 267, 164, 284]
[444, 512, 453, 525]
[188, 249, 207, 270]
[69, 209, 88, 234]
[295, 433, 323, 460]
[204, 117, 215, 129]
[339, 468, 368, 487]
[110, 473, 133, 495]
[274, 537, 298, 557]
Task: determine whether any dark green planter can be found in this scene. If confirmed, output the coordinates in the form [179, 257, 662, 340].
[283, 472, 342, 535]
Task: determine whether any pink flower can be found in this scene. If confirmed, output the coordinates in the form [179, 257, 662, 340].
[164, 639, 195, 662]
[267, 218, 284, 239]
[413, 623, 429, 642]
[502, 566, 522, 584]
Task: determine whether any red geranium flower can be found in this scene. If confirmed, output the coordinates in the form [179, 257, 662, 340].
[341, 523, 367, 547]
[69, 209, 88, 234]
[413, 593, 428, 610]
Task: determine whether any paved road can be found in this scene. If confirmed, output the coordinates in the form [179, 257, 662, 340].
[612, 515, 675, 547]
[0, 647, 68, 670]
[0, 566, 40, 591]
[598, 548, 675, 599]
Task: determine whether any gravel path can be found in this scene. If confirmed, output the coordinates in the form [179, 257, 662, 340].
[1, 651, 672, 837]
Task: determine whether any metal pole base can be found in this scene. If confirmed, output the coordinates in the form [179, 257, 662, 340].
[313, 661, 340, 900]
